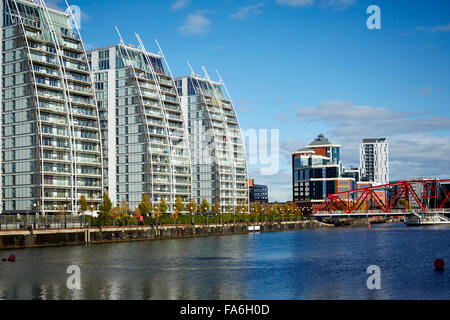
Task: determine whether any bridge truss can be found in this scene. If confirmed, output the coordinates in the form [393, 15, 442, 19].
[313, 179, 450, 216]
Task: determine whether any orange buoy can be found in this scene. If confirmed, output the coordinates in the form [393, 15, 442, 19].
[434, 259, 445, 271]
[7, 254, 15, 262]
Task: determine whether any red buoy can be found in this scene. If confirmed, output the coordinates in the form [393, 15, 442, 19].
[368, 225, 371, 229]
[7, 254, 15, 262]
[434, 259, 445, 271]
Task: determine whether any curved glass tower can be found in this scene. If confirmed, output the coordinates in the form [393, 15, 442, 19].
[1, 0, 104, 214]
[176, 72, 248, 211]
[88, 40, 192, 211]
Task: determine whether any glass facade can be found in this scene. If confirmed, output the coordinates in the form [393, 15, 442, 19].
[1, 0, 103, 214]
[176, 75, 248, 211]
[88, 44, 191, 210]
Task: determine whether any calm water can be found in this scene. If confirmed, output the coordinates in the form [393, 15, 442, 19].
[0, 223, 449, 300]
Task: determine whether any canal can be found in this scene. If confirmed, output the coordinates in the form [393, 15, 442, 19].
[0, 223, 449, 299]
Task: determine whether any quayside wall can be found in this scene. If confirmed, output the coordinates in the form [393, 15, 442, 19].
[0, 220, 331, 249]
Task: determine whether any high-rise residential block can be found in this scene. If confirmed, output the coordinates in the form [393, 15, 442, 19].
[1, 0, 104, 214]
[176, 73, 248, 211]
[360, 138, 389, 185]
[88, 40, 192, 210]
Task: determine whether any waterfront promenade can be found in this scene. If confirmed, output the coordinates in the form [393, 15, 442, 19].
[0, 220, 331, 249]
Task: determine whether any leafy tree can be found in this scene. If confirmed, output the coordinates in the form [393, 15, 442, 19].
[272, 203, 280, 216]
[159, 197, 168, 215]
[133, 207, 141, 224]
[79, 195, 88, 214]
[110, 207, 120, 221]
[174, 196, 184, 215]
[251, 202, 260, 222]
[283, 203, 292, 216]
[242, 200, 249, 215]
[133, 207, 141, 219]
[99, 193, 112, 223]
[118, 198, 129, 217]
[199, 198, 210, 215]
[138, 194, 152, 217]
[291, 202, 301, 219]
[187, 198, 197, 215]
[153, 205, 161, 222]
[212, 201, 220, 215]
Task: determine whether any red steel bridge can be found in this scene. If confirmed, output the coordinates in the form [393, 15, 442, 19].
[313, 179, 450, 218]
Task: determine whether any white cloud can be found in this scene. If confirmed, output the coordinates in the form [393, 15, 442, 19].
[294, 100, 450, 181]
[230, 3, 265, 20]
[416, 23, 450, 33]
[276, 0, 315, 7]
[431, 23, 450, 32]
[178, 12, 211, 35]
[319, 0, 355, 9]
[296, 100, 450, 137]
[236, 98, 256, 113]
[276, 0, 355, 9]
[171, 0, 190, 11]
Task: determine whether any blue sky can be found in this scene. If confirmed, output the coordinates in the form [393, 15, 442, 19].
[50, 0, 450, 202]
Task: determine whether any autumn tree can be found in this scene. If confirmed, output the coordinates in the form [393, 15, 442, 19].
[242, 201, 249, 215]
[212, 201, 220, 215]
[283, 203, 292, 219]
[199, 198, 210, 215]
[99, 193, 112, 224]
[153, 205, 161, 223]
[172, 196, 184, 223]
[110, 207, 120, 221]
[118, 198, 129, 217]
[187, 198, 197, 215]
[79, 195, 88, 214]
[250, 202, 260, 222]
[159, 197, 168, 216]
[138, 194, 152, 217]
[174, 196, 184, 216]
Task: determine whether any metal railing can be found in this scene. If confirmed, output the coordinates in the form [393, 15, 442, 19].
[0, 215, 86, 230]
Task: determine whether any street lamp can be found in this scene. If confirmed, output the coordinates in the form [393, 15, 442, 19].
[33, 203, 37, 229]
[90, 205, 94, 227]
[64, 204, 67, 229]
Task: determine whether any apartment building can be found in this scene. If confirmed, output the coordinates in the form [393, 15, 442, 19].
[1, 0, 103, 214]
[360, 138, 389, 185]
[176, 73, 248, 211]
[88, 40, 191, 210]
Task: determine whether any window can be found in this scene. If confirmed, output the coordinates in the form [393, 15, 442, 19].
[99, 59, 109, 70]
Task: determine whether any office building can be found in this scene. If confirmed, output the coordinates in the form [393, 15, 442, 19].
[88, 40, 192, 210]
[292, 134, 356, 209]
[249, 178, 268, 203]
[360, 138, 389, 185]
[176, 73, 248, 211]
[1, 0, 103, 214]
